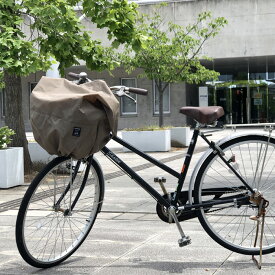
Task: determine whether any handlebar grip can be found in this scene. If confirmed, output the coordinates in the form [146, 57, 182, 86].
[67, 72, 80, 80]
[128, 87, 148, 96]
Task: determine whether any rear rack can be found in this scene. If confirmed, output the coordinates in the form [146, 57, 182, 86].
[225, 123, 275, 128]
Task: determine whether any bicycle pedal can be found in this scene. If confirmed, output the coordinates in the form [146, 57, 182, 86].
[178, 236, 191, 247]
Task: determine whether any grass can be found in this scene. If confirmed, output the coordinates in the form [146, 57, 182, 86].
[24, 161, 47, 182]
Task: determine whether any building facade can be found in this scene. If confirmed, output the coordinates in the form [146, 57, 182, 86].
[1, 0, 275, 130]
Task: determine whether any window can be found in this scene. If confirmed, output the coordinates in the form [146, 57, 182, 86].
[29, 82, 37, 92]
[120, 78, 137, 115]
[153, 81, 170, 114]
[29, 82, 37, 118]
[1, 89, 5, 118]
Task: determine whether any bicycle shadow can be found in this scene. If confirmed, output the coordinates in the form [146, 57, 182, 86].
[63, 256, 275, 274]
[7, 253, 275, 275]
[6, 256, 275, 275]
[105, 259, 275, 273]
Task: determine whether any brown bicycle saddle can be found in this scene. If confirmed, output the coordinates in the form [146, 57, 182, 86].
[179, 106, 224, 124]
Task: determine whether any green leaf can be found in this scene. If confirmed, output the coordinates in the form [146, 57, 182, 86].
[0, 0, 143, 85]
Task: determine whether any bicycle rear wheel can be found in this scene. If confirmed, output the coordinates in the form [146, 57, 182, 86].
[194, 135, 275, 255]
[16, 156, 104, 268]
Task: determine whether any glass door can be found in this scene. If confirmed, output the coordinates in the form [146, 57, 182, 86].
[216, 87, 230, 124]
[267, 87, 275, 122]
[231, 88, 247, 124]
[250, 86, 267, 123]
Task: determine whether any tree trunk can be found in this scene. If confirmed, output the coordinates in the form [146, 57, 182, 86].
[158, 81, 164, 127]
[4, 71, 32, 174]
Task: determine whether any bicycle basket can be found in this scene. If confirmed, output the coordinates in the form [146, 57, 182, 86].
[30, 77, 119, 159]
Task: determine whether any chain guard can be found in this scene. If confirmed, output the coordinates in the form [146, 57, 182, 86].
[156, 191, 197, 223]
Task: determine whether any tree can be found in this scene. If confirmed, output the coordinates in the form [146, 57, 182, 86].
[120, 10, 227, 127]
[0, 0, 143, 173]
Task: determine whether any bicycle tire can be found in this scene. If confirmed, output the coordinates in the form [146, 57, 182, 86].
[194, 134, 275, 255]
[16, 156, 104, 268]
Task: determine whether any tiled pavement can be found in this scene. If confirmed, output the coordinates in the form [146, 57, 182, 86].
[1, 128, 275, 274]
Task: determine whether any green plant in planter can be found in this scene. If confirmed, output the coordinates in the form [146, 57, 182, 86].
[0, 126, 15, 149]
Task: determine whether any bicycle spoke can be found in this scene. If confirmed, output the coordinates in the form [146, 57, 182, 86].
[195, 135, 275, 255]
[16, 157, 103, 267]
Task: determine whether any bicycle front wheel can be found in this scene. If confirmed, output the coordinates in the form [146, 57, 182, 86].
[16, 156, 104, 268]
[194, 134, 275, 255]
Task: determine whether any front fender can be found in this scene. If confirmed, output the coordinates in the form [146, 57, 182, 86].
[91, 156, 105, 212]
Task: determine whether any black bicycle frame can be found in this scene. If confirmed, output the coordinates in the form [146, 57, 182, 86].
[55, 159, 82, 209]
[101, 129, 252, 211]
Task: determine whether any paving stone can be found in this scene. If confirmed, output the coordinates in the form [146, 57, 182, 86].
[0, 128, 274, 274]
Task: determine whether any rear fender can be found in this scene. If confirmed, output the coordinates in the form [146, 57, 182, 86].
[187, 132, 270, 204]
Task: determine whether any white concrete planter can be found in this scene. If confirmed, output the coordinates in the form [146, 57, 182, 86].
[171, 127, 191, 147]
[28, 142, 56, 163]
[0, 147, 24, 188]
[122, 130, 171, 152]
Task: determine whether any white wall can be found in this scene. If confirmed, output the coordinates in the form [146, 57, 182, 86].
[138, 0, 275, 59]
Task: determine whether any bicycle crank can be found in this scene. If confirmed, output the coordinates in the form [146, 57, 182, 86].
[156, 191, 197, 223]
[168, 206, 191, 247]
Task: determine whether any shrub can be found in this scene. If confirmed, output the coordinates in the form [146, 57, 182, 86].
[0, 126, 15, 149]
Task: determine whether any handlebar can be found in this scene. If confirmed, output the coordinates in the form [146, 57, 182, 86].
[110, 86, 148, 96]
[127, 87, 148, 96]
[68, 72, 88, 80]
[67, 72, 79, 79]
[68, 72, 148, 97]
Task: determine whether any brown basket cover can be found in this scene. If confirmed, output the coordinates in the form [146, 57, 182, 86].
[30, 77, 119, 159]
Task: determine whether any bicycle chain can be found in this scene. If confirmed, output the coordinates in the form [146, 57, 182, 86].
[200, 190, 249, 214]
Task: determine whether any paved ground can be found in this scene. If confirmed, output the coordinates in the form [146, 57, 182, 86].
[1, 127, 275, 274]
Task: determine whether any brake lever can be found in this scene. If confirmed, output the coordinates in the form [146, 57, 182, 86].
[110, 86, 137, 103]
[124, 93, 137, 103]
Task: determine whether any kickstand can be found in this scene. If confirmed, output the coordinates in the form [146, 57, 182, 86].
[252, 218, 263, 269]
[251, 199, 268, 269]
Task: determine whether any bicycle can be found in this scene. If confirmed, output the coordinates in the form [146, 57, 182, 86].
[16, 72, 275, 269]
